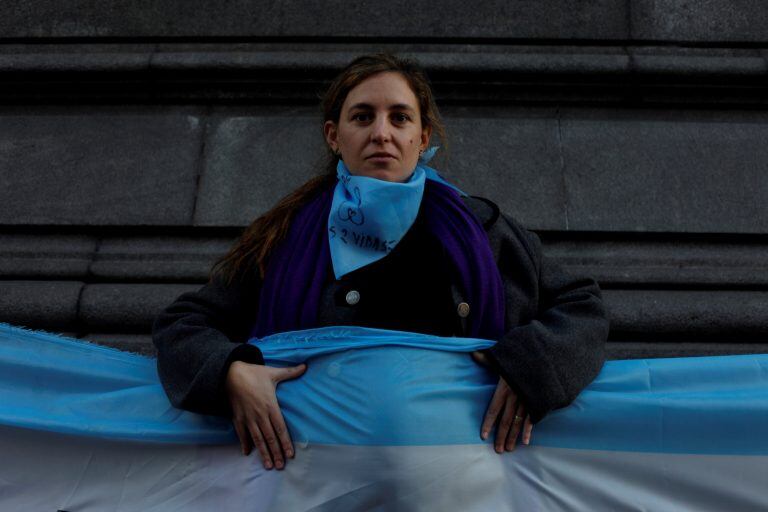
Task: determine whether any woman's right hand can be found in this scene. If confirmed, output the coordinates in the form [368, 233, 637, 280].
[225, 360, 307, 470]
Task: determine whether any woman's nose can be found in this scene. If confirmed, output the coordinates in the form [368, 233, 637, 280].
[370, 116, 391, 143]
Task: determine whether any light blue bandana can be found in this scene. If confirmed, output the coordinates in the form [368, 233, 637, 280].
[328, 147, 466, 279]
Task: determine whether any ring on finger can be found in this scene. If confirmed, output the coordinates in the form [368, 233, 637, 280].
[513, 414, 523, 425]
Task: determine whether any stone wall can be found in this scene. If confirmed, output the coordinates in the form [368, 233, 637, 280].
[1, 1, 767, 358]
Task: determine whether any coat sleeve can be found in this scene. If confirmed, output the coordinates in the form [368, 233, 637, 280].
[485, 213, 610, 424]
[151, 271, 265, 416]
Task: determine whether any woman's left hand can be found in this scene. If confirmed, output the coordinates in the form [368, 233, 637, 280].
[472, 351, 533, 452]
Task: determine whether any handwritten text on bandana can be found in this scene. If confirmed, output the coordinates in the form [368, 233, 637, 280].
[328, 160, 425, 279]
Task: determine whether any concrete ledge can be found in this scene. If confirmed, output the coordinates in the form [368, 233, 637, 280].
[554, 238, 768, 287]
[91, 236, 232, 281]
[630, 47, 767, 77]
[2, 232, 765, 286]
[604, 289, 768, 339]
[2, 44, 765, 78]
[4, 280, 768, 341]
[0, 234, 96, 278]
[83, 333, 156, 356]
[79, 283, 198, 331]
[607, 341, 768, 360]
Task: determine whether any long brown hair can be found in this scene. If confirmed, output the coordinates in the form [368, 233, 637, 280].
[210, 53, 448, 286]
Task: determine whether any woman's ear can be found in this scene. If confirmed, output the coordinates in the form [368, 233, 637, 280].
[324, 120, 339, 152]
[421, 124, 433, 150]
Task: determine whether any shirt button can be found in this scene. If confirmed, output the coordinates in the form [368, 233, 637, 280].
[457, 302, 470, 318]
[345, 290, 360, 305]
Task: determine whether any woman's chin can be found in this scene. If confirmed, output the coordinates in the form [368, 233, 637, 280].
[358, 166, 409, 183]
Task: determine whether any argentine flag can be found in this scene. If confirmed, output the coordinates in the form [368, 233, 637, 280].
[1, 322, 767, 511]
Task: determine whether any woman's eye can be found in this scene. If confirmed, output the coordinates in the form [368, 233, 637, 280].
[352, 113, 370, 122]
[393, 113, 410, 122]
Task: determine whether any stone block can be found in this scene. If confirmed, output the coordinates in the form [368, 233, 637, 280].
[194, 109, 327, 226]
[633, 1, 768, 43]
[0, 107, 201, 225]
[0, 280, 82, 330]
[560, 108, 768, 233]
[433, 107, 566, 230]
[79, 283, 198, 332]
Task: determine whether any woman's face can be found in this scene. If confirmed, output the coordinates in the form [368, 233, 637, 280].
[324, 71, 432, 182]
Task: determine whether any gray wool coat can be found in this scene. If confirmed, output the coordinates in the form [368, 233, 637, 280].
[152, 196, 610, 424]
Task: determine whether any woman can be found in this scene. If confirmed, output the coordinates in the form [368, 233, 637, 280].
[152, 53, 609, 472]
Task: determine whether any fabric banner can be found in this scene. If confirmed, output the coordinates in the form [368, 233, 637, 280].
[1, 322, 767, 511]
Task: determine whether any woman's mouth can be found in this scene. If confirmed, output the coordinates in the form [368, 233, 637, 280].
[367, 154, 396, 163]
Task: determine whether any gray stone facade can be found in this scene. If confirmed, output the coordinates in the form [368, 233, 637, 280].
[1, 2, 767, 358]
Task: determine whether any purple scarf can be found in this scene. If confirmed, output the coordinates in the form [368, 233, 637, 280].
[250, 179, 506, 341]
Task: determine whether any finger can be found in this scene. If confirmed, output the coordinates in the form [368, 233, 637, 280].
[258, 416, 285, 470]
[471, 351, 489, 367]
[481, 384, 507, 440]
[506, 403, 526, 452]
[247, 420, 274, 470]
[270, 407, 295, 460]
[232, 416, 251, 456]
[496, 394, 517, 453]
[523, 415, 533, 445]
[271, 363, 307, 383]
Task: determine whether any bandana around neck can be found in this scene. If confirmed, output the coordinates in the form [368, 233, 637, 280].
[250, 146, 505, 340]
[328, 147, 466, 279]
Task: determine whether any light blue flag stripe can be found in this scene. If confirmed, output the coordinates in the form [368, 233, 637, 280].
[0, 323, 233, 444]
[2, 322, 768, 455]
